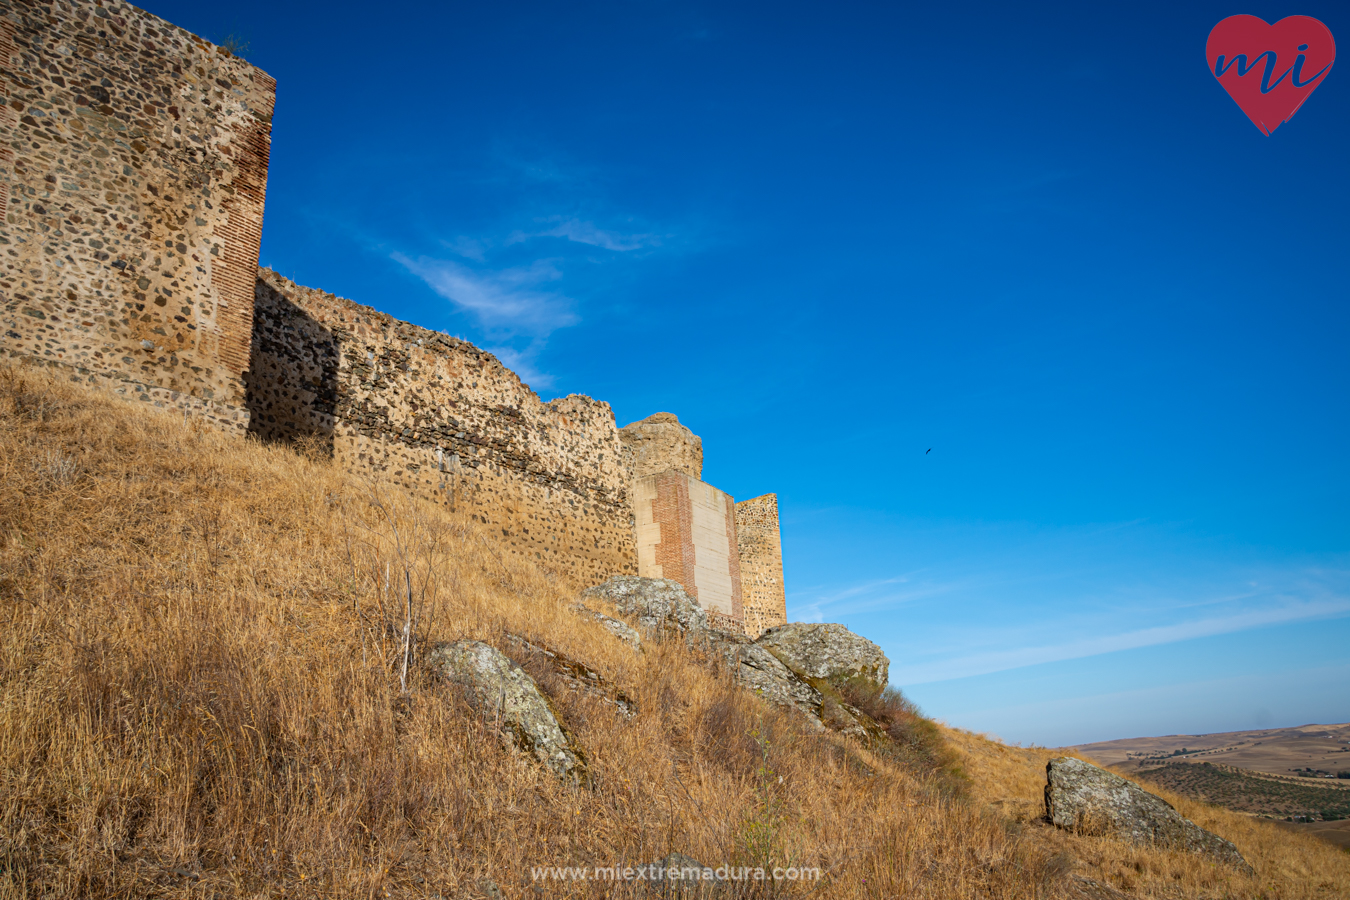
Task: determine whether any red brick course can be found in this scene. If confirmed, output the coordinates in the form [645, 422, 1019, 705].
[0, 0, 275, 431]
[642, 469, 744, 625]
[650, 471, 698, 600]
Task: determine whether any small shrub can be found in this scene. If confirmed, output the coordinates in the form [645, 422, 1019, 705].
[219, 32, 250, 57]
[834, 677, 966, 795]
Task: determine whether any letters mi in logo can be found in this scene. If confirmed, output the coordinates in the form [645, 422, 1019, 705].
[1207, 15, 1335, 135]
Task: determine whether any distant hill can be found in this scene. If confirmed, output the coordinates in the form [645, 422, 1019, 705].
[1069, 724, 1350, 850]
[1071, 723, 1350, 779]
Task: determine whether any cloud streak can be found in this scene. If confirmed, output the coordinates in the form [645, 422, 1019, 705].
[484, 341, 557, 390]
[793, 575, 958, 623]
[892, 596, 1350, 685]
[392, 180, 682, 389]
[791, 528, 1350, 691]
[391, 253, 578, 339]
[506, 217, 664, 252]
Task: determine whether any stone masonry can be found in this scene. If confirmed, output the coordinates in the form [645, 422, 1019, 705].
[621, 410, 702, 479]
[735, 493, 787, 637]
[0, 1, 792, 620]
[0, 0, 274, 432]
[620, 412, 784, 635]
[247, 269, 637, 587]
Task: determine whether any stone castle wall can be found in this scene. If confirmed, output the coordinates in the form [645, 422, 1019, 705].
[620, 411, 702, 479]
[735, 493, 787, 637]
[0, 0, 273, 431]
[0, 0, 790, 620]
[247, 269, 637, 587]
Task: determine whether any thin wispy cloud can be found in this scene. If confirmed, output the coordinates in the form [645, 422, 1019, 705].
[394, 212, 660, 387]
[793, 563, 1096, 622]
[894, 595, 1350, 685]
[793, 574, 956, 623]
[441, 236, 489, 262]
[391, 254, 578, 339]
[506, 217, 665, 252]
[390, 148, 688, 390]
[790, 520, 1350, 691]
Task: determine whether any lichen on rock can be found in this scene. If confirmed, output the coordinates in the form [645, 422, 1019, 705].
[708, 628, 824, 725]
[429, 640, 586, 783]
[506, 634, 638, 718]
[581, 576, 708, 642]
[755, 622, 890, 691]
[571, 603, 643, 652]
[1044, 757, 1251, 871]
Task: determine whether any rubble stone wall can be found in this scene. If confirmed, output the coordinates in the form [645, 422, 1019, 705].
[735, 493, 787, 637]
[620, 411, 702, 479]
[247, 269, 638, 587]
[0, 0, 274, 432]
[0, 0, 791, 610]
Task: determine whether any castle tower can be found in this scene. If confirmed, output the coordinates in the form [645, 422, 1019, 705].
[622, 412, 787, 636]
[0, 0, 275, 431]
[735, 494, 788, 637]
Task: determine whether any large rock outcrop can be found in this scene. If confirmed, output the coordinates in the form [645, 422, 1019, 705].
[709, 629, 824, 723]
[429, 640, 586, 783]
[756, 623, 890, 690]
[1045, 757, 1251, 871]
[620, 412, 703, 479]
[581, 576, 708, 642]
[580, 580, 887, 740]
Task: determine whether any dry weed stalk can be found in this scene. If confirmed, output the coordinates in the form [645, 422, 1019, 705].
[342, 481, 453, 693]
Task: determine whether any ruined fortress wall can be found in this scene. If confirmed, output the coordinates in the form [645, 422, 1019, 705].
[736, 493, 787, 637]
[248, 269, 637, 586]
[0, 0, 789, 611]
[634, 469, 743, 630]
[620, 412, 702, 479]
[0, 0, 274, 431]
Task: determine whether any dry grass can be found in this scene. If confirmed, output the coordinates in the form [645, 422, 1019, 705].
[944, 726, 1350, 898]
[0, 366, 1344, 899]
[833, 679, 967, 794]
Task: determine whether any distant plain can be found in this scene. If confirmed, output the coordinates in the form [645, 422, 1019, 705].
[1065, 724, 1350, 850]
[1072, 723, 1350, 778]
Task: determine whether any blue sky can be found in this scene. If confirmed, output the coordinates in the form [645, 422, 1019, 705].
[152, 0, 1350, 746]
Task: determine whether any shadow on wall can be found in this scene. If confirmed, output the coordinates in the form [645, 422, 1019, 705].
[244, 277, 339, 455]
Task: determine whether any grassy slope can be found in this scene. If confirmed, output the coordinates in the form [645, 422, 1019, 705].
[944, 727, 1350, 898]
[0, 366, 1346, 899]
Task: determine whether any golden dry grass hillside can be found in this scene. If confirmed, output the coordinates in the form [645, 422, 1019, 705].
[1, 366, 1347, 899]
[944, 726, 1350, 898]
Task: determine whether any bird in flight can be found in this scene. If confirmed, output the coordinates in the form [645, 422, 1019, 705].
[926, 448, 932, 454]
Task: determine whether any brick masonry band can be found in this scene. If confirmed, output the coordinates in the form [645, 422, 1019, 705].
[0, 0, 273, 431]
[0, 0, 787, 636]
